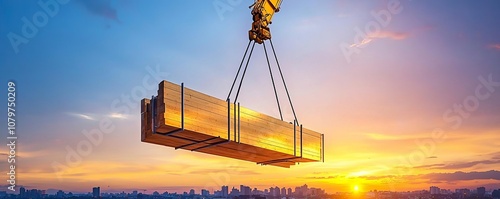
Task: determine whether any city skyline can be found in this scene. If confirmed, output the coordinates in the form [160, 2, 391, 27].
[6, 183, 500, 196]
[11, 184, 325, 196]
[9, 184, 500, 195]
[1, 0, 500, 194]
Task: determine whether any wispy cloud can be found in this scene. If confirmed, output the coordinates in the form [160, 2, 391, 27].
[488, 43, 500, 50]
[302, 175, 339, 180]
[413, 163, 445, 169]
[373, 31, 410, 40]
[108, 113, 128, 119]
[349, 25, 434, 48]
[424, 170, 500, 181]
[443, 160, 500, 170]
[66, 112, 95, 120]
[414, 160, 500, 170]
[302, 170, 500, 183]
[489, 152, 500, 160]
[351, 30, 410, 48]
[364, 133, 423, 141]
[66, 112, 130, 120]
[0, 150, 46, 158]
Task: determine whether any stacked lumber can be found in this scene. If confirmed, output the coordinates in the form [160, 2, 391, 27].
[141, 80, 323, 168]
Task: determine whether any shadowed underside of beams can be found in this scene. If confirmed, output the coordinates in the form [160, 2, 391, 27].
[141, 80, 323, 168]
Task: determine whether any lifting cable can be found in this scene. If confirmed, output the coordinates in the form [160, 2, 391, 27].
[269, 38, 299, 124]
[227, 40, 253, 101]
[263, 42, 283, 121]
[227, 39, 299, 124]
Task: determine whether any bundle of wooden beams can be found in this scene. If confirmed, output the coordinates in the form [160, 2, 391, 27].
[141, 80, 324, 168]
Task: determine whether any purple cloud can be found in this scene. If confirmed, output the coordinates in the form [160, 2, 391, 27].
[414, 160, 500, 170]
[424, 170, 500, 181]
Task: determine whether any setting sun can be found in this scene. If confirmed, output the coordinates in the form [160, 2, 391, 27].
[354, 185, 359, 192]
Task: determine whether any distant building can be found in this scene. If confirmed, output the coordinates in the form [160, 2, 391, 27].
[295, 184, 309, 196]
[229, 187, 239, 197]
[492, 189, 500, 198]
[274, 186, 280, 196]
[221, 185, 229, 197]
[456, 188, 470, 197]
[56, 190, 65, 198]
[92, 187, 100, 198]
[281, 187, 286, 196]
[20, 187, 26, 198]
[201, 189, 209, 196]
[287, 188, 292, 196]
[477, 187, 486, 196]
[26, 189, 42, 199]
[309, 188, 325, 196]
[430, 186, 440, 195]
[240, 185, 251, 196]
[189, 189, 195, 195]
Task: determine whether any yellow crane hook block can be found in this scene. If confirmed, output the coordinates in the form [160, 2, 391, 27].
[141, 80, 324, 168]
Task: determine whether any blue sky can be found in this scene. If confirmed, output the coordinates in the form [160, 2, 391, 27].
[1, 0, 500, 193]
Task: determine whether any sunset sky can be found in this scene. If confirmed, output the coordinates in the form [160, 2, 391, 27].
[1, 0, 500, 194]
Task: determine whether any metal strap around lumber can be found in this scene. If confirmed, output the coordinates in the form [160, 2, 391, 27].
[232, 102, 241, 143]
[148, 82, 231, 152]
[161, 82, 185, 135]
[168, 134, 227, 151]
[151, 95, 157, 134]
[300, 124, 303, 158]
[234, 102, 237, 142]
[227, 99, 230, 141]
[191, 140, 230, 151]
[257, 156, 301, 165]
[175, 136, 221, 150]
[168, 134, 197, 142]
[225, 98, 240, 144]
[293, 120, 296, 156]
[160, 133, 213, 148]
[238, 102, 240, 143]
[150, 82, 228, 151]
[258, 120, 303, 166]
[321, 134, 325, 162]
[187, 99, 232, 152]
[291, 120, 304, 158]
[187, 98, 232, 151]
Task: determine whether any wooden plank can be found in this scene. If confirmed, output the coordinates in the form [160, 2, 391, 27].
[141, 99, 151, 141]
[162, 82, 302, 130]
[143, 134, 301, 166]
[143, 120, 304, 162]
[141, 80, 323, 168]
[164, 97, 301, 143]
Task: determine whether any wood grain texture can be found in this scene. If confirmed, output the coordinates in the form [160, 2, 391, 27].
[141, 80, 323, 168]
